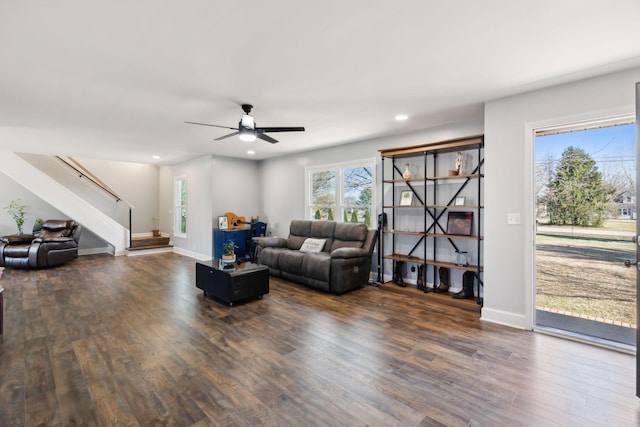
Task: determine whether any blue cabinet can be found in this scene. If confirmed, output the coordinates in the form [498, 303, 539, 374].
[214, 229, 250, 259]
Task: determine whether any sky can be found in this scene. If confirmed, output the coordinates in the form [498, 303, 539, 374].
[535, 123, 636, 180]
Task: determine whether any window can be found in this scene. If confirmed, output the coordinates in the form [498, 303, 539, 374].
[306, 159, 375, 227]
[174, 176, 187, 236]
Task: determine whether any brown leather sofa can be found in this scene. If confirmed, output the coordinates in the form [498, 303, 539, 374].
[255, 220, 377, 294]
[0, 219, 82, 269]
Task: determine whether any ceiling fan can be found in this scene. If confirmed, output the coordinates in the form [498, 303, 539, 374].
[185, 104, 305, 144]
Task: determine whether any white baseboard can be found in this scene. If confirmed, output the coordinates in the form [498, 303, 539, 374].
[171, 246, 210, 261]
[480, 307, 528, 330]
[79, 247, 113, 256]
[126, 247, 174, 257]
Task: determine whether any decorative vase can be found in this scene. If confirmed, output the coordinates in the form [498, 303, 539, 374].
[402, 163, 412, 180]
[222, 253, 236, 263]
[455, 251, 468, 266]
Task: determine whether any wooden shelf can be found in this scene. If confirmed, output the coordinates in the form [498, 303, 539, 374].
[425, 260, 482, 273]
[382, 254, 482, 273]
[383, 178, 427, 184]
[383, 253, 424, 263]
[426, 233, 484, 240]
[379, 135, 483, 158]
[383, 230, 425, 236]
[380, 134, 484, 307]
[382, 205, 426, 209]
[383, 230, 483, 240]
[425, 204, 482, 209]
[427, 173, 481, 181]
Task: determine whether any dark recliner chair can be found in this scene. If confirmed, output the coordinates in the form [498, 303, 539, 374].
[0, 219, 82, 269]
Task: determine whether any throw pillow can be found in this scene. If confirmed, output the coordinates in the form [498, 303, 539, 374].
[299, 238, 326, 253]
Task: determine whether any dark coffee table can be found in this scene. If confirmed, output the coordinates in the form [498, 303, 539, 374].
[196, 259, 269, 306]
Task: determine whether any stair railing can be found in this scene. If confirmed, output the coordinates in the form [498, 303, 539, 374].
[55, 156, 136, 248]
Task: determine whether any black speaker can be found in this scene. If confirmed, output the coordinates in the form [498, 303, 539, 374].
[377, 213, 387, 229]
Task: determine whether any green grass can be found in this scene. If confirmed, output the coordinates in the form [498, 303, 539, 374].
[536, 233, 634, 250]
[538, 218, 636, 232]
[535, 231, 636, 327]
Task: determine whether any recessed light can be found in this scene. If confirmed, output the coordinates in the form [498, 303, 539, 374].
[247, 150, 255, 155]
[152, 155, 160, 159]
[395, 114, 409, 121]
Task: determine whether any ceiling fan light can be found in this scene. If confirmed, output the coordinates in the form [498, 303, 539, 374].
[239, 133, 256, 142]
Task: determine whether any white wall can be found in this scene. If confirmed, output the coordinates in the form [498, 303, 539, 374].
[261, 121, 484, 239]
[75, 158, 160, 233]
[160, 155, 261, 260]
[0, 171, 109, 251]
[169, 155, 213, 259]
[483, 66, 640, 329]
[212, 156, 261, 223]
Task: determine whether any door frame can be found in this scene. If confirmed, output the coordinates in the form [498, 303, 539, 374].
[634, 81, 639, 398]
[527, 111, 637, 337]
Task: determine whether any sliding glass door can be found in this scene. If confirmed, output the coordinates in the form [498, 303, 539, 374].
[534, 119, 636, 350]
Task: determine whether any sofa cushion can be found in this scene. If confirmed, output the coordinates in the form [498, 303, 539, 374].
[3, 244, 30, 258]
[39, 229, 69, 240]
[309, 221, 336, 251]
[259, 247, 285, 269]
[42, 219, 74, 232]
[279, 250, 306, 275]
[299, 238, 326, 253]
[287, 220, 312, 250]
[330, 223, 368, 251]
[301, 252, 331, 281]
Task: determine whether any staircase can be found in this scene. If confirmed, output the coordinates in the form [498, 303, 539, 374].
[126, 235, 173, 255]
[0, 151, 129, 254]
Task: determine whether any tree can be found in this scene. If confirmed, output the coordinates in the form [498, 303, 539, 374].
[544, 146, 614, 227]
[311, 170, 336, 211]
[327, 209, 334, 220]
[535, 153, 557, 219]
[364, 210, 371, 227]
[351, 210, 358, 223]
[314, 209, 321, 219]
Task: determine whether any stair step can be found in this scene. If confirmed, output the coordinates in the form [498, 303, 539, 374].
[131, 236, 170, 248]
[127, 243, 173, 251]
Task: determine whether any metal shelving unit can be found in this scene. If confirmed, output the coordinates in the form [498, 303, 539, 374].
[379, 135, 484, 303]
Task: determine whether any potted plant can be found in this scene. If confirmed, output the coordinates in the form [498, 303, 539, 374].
[222, 241, 237, 262]
[4, 199, 27, 235]
[32, 218, 45, 235]
[152, 217, 160, 237]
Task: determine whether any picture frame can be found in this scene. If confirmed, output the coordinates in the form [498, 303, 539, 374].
[446, 211, 473, 236]
[218, 216, 229, 230]
[454, 196, 466, 206]
[399, 190, 413, 206]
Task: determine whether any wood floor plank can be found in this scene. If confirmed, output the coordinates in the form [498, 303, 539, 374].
[0, 253, 638, 426]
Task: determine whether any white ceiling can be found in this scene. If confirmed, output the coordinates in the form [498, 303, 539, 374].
[1, 1, 640, 164]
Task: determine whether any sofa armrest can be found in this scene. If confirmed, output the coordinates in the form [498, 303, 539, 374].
[32, 236, 75, 244]
[330, 247, 369, 259]
[255, 236, 287, 248]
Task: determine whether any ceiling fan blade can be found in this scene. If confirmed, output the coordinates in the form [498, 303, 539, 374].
[257, 126, 305, 133]
[256, 132, 279, 144]
[185, 121, 238, 130]
[214, 132, 240, 141]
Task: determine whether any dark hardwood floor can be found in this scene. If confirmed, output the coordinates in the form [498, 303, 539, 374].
[0, 253, 638, 426]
